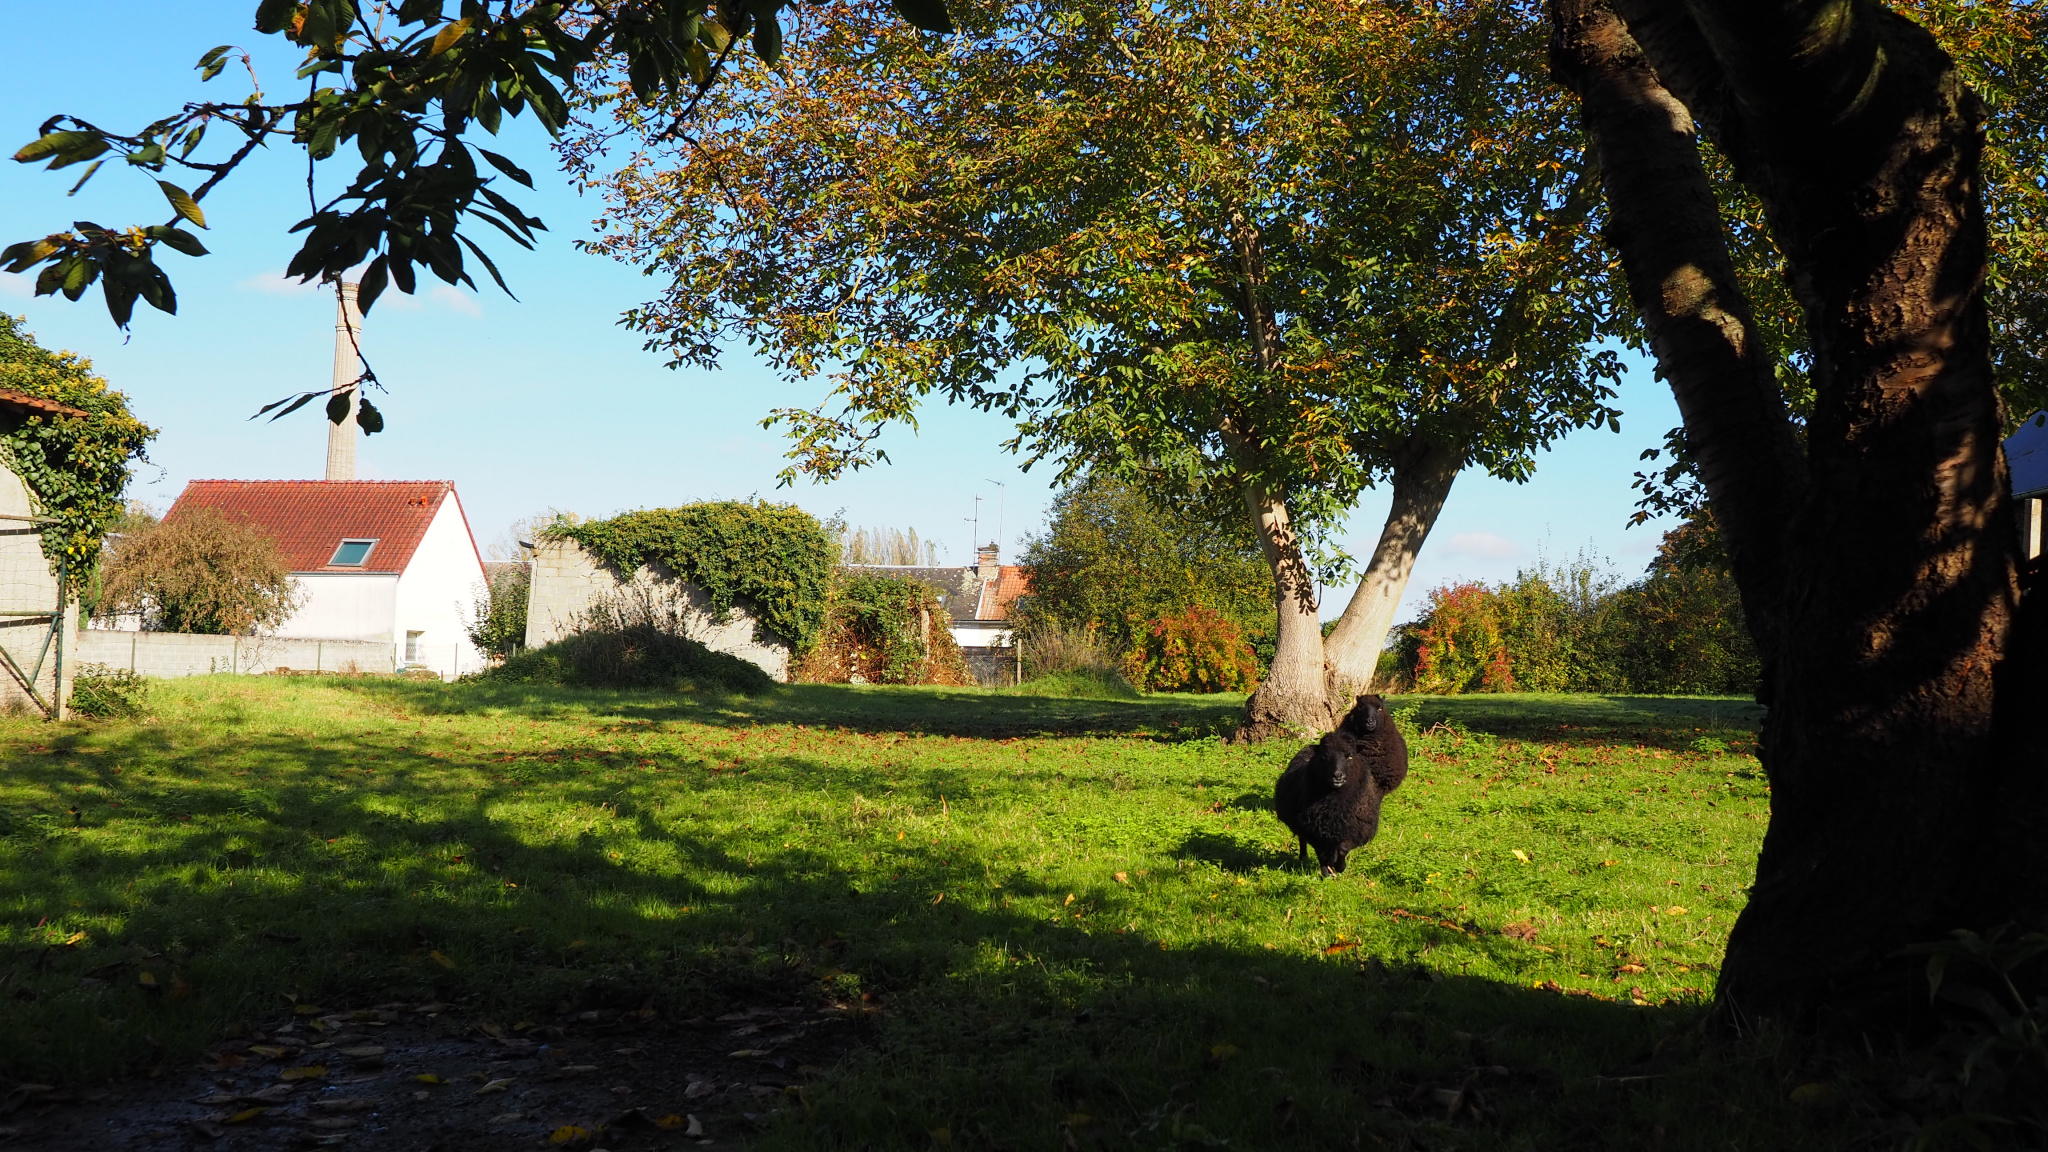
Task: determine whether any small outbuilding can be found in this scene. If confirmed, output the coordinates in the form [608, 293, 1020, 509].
[0, 388, 84, 715]
[165, 479, 487, 679]
[845, 542, 1031, 685]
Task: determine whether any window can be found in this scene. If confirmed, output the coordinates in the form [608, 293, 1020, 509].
[405, 631, 424, 663]
[329, 538, 377, 566]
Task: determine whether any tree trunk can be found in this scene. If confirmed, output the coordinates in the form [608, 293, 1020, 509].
[1237, 482, 1337, 743]
[1553, 0, 2037, 1027]
[1323, 434, 1462, 697]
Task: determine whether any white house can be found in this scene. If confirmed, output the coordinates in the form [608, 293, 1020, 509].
[165, 479, 486, 679]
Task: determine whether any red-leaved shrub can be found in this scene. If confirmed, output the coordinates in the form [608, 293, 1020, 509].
[1121, 605, 1260, 693]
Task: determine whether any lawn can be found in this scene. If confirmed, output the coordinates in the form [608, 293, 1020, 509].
[0, 677, 1859, 1148]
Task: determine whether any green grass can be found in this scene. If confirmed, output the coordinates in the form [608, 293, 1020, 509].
[0, 677, 1860, 1148]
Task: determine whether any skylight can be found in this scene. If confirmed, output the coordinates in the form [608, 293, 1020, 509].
[330, 539, 376, 566]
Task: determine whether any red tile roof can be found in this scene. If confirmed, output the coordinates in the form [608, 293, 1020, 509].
[167, 480, 475, 574]
[974, 565, 1032, 621]
[0, 388, 90, 420]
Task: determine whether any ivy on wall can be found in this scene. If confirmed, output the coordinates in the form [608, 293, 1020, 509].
[551, 501, 834, 653]
[0, 314, 156, 588]
[792, 572, 972, 686]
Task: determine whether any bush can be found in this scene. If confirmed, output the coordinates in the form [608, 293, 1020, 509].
[481, 593, 773, 693]
[467, 563, 530, 661]
[1021, 621, 1122, 680]
[1007, 668, 1143, 700]
[792, 572, 971, 685]
[1015, 471, 1273, 670]
[68, 662, 148, 718]
[1121, 605, 1260, 694]
[92, 506, 302, 635]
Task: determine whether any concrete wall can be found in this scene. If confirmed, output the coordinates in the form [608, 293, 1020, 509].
[391, 491, 486, 680]
[524, 538, 791, 681]
[72, 630, 396, 678]
[0, 466, 73, 716]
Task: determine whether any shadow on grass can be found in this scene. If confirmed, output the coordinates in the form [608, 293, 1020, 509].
[0, 715, 1846, 1150]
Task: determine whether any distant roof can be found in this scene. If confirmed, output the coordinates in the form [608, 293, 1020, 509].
[842, 563, 1032, 623]
[2010, 410, 2048, 499]
[168, 480, 476, 574]
[0, 387, 89, 421]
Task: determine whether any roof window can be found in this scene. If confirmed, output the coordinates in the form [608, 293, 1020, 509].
[329, 539, 377, 567]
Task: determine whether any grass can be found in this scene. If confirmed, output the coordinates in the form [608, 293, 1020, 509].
[0, 677, 1864, 1148]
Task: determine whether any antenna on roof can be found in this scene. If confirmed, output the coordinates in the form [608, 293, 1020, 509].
[964, 493, 982, 563]
[325, 280, 362, 481]
[984, 479, 1005, 559]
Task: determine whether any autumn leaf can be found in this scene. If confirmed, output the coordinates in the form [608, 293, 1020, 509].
[475, 1078, 515, 1095]
[548, 1125, 591, 1146]
[249, 1045, 288, 1059]
[279, 1066, 327, 1081]
[430, 950, 456, 969]
[224, 1107, 267, 1124]
[1511, 849, 1530, 862]
[412, 1073, 447, 1084]
[1323, 939, 1359, 955]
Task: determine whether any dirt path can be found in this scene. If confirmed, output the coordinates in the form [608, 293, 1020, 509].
[2, 995, 870, 1150]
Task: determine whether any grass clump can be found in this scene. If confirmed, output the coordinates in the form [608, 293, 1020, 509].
[1006, 666, 1141, 699]
[66, 663, 149, 718]
[485, 624, 772, 693]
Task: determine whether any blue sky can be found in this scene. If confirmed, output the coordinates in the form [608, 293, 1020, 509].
[0, 2, 1683, 622]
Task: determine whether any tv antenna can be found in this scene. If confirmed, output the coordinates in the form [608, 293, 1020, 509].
[964, 493, 982, 561]
[984, 479, 1006, 557]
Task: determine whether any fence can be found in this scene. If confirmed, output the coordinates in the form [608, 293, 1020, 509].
[73, 631, 396, 678]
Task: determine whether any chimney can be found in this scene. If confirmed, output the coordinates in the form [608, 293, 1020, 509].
[976, 541, 1000, 573]
[325, 281, 362, 481]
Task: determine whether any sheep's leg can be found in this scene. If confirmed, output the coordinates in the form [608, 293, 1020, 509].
[1297, 838, 1308, 868]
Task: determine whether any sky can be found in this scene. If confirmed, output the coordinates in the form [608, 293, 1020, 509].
[0, 2, 1684, 624]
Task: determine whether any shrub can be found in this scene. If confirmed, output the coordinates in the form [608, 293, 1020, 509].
[1007, 668, 1142, 700]
[1021, 621, 1122, 681]
[793, 572, 971, 685]
[92, 506, 303, 635]
[482, 591, 773, 693]
[68, 662, 148, 718]
[1121, 605, 1260, 694]
[467, 563, 531, 661]
[1015, 471, 1273, 669]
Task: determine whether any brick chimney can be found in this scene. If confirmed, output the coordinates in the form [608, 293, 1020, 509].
[975, 541, 1000, 573]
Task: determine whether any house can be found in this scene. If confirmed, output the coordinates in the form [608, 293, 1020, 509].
[0, 388, 84, 715]
[164, 479, 487, 679]
[846, 542, 1031, 685]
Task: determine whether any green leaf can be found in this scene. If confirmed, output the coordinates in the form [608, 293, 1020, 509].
[327, 387, 353, 425]
[14, 130, 109, 168]
[1, 238, 61, 272]
[356, 253, 389, 313]
[889, 0, 954, 35]
[475, 148, 533, 188]
[397, 0, 441, 23]
[357, 397, 384, 435]
[752, 12, 783, 65]
[197, 44, 234, 81]
[253, 0, 299, 34]
[65, 160, 104, 196]
[157, 181, 208, 229]
[146, 227, 210, 258]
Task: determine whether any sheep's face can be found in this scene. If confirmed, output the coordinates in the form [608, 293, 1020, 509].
[1341, 693, 1387, 735]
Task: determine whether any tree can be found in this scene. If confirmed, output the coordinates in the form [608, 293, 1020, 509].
[96, 507, 303, 635]
[576, 0, 1626, 738]
[1015, 472, 1272, 666]
[466, 562, 530, 661]
[1549, 0, 2044, 1026]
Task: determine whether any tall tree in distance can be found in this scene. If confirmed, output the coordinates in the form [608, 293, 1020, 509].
[574, 0, 1626, 737]
[1550, 0, 2043, 1027]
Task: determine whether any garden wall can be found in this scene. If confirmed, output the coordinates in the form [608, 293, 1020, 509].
[73, 630, 397, 678]
[522, 539, 791, 681]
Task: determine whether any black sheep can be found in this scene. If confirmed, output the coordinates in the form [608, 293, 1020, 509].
[1273, 694, 1409, 875]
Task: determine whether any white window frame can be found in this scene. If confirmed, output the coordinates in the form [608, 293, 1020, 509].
[329, 538, 378, 567]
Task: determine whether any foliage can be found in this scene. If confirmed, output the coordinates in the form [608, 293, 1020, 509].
[578, 0, 1625, 590]
[0, 315, 156, 588]
[1898, 927, 2048, 1146]
[1005, 667, 1142, 701]
[1014, 472, 1272, 665]
[0, 675, 1833, 1151]
[3, 0, 950, 334]
[792, 572, 970, 686]
[466, 562, 531, 661]
[483, 591, 773, 693]
[93, 506, 302, 636]
[552, 501, 834, 654]
[66, 663, 149, 719]
[1395, 517, 1759, 696]
[1122, 605, 1261, 695]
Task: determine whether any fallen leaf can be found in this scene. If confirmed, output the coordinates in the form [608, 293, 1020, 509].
[931, 1126, 952, 1145]
[1323, 939, 1359, 955]
[488, 1111, 526, 1124]
[1666, 906, 1688, 916]
[1064, 893, 1076, 906]
[280, 1066, 327, 1081]
[249, 1045, 288, 1059]
[562, 1064, 599, 1074]
[931, 892, 944, 905]
[293, 1004, 323, 1016]
[311, 1116, 361, 1130]
[1511, 849, 1530, 863]
[430, 950, 456, 969]
[1789, 1082, 1838, 1105]
[338, 1046, 386, 1059]
[314, 1098, 373, 1112]
[138, 971, 158, 987]
[1601, 859, 1619, 867]
[244, 1084, 296, 1103]
[61, 930, 87, 946]
[1209, 1043, 1240, 1060]
[1617, 963, 1646, 974]
[475, 1077, 515, 1095]
[729, 1049, 771, 1058]
[224, 1107, 267, 1124]
[549, 1125, 591, 1145]
[412, 1073, 446, 1084]
[654, 1114, 689, 1131]
[686, 1114, 705, 1137]
[1113, 872, 1129, 884]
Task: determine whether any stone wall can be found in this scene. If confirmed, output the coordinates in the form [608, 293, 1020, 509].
[522, 538, 792, 681]
[73, 631, 397, 678]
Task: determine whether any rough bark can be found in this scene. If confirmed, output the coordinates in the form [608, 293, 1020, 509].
[1553, 0, 2037, 1027]
[1323, 434, 1462, 695]
[1237, 482, 1338, 743]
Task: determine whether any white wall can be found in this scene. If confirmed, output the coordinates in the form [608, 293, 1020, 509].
[275, 572, 399, 644]
[73, 630, 395, 677]
[392, 490, 486, 680]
